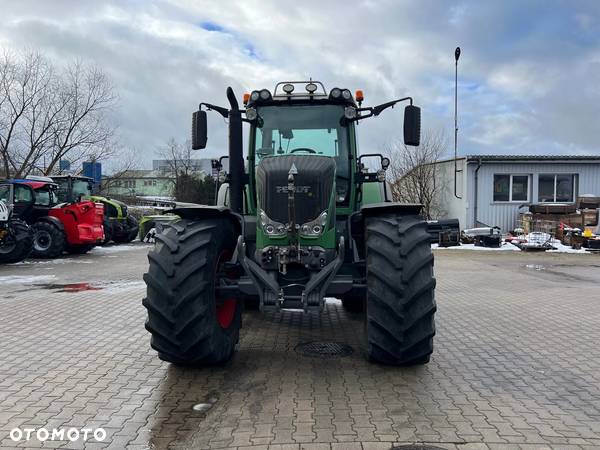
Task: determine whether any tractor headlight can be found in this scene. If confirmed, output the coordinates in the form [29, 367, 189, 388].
[259, 210, 286, 237]
[246, 107, 258, 121]
[344, 106, 357, 120]
[329, 88, 341, 99]
[299, 211, 328, 237]
[250, 90, 260, 102]
[342, 89, 352, 100]
[259, 89, 272, 100]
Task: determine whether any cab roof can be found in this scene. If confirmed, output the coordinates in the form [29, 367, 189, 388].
[10, 179, 57, 190]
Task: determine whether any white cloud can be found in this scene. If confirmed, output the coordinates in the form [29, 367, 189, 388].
[0, 0, 598, 168]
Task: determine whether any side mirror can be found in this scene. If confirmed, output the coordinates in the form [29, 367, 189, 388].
[191, 110, 208, 150]
[403, 105, 421, 146]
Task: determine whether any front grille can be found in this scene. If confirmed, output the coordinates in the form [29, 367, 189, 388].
[256, 155, 335, 224]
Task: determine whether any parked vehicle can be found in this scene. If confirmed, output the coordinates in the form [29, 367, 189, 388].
[0, 183, 34, 263]
[10, 178, 104, 257]
[52, 175, 139, 244]
[143, 81, 436, 366]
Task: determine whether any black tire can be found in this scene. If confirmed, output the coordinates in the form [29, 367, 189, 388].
[143, 218, 242, 366]
[31, 221, 66, 258]
[125, 215, 139, 242]
[66, 244, 95, 254]
[0, 219, 34, 264]
[113, 216, 138, 243]
[341, 296, 364, 313]
[365, 214, 436, 365]
[102, 219, 112, 245]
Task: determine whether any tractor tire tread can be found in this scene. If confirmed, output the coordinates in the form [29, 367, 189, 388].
[143, 218, 240, 366]
[365, 214, 436, 366]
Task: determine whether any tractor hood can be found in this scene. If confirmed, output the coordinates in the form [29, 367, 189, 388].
[256, 155, 335, 228]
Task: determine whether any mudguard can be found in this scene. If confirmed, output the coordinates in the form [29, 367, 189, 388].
[350, 202, 424, 261]
[36, 215, 64, 232]
[360, 202, 423, 216]
[168, 206, 242, 235]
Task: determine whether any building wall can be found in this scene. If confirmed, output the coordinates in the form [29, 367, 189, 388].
[104, 178, 173, 197]
[468, 161, 600, 232]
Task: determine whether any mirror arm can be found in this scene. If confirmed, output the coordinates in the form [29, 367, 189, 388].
[372, 96, 413, 116]
[353, 96, 414, 122]
[199, 102, 229, 118]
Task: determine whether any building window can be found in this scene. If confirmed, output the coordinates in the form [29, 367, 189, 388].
[538, 174, 576, 203]
[493, 174, 529, 202]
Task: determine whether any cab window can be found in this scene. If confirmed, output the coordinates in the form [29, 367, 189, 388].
[34, 188, 54, 206]
[14, 185, 33, 203]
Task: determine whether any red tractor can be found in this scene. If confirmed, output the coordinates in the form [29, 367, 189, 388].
[9, 178, 105, 257]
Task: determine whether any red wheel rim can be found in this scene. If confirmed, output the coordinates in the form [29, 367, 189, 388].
[215, 250, 237, 329]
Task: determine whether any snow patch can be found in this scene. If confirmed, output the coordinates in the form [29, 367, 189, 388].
[11, 258, 92, 265]
[432, 242, 520, 251]
[90, 244, 149, 253]
[0, 275, 56, 284]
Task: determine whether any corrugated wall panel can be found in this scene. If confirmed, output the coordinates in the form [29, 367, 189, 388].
[472, 162, 600, 232]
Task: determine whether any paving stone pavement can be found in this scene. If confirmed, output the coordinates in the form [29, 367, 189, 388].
[0, 243, 599, 449]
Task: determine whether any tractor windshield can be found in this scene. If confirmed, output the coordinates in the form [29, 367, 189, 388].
[254, 104, 351, 203]
[55, 178, 91, 203]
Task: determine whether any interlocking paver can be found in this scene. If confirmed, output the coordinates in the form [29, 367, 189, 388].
[0, 245, 599, 449]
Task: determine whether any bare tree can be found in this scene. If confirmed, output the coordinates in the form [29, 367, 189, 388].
[385, 129, 448, 219]
[98, 145, 141, 194]
[158, 137, 215, 203]
[0, 50, 118, 178]
[44, 62, 117, 174]
[159, 137, 194, 193]
[0, 50, 55, 177]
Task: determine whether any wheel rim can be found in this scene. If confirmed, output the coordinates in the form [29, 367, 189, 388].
[215, 250, 237, 329]
[0, 231, 16, 254]
[34, 230, 52, 251]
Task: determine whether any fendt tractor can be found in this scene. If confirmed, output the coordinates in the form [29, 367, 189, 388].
[11, 178, 104, 257]
[52, 175, 139, 245]
[0, 183, 34, 264]
[143, 81, 436, 366]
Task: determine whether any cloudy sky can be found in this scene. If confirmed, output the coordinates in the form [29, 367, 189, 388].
[2, 0, 599, 167]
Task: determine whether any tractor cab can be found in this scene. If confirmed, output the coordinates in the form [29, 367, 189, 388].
[52, 175, 94, 204]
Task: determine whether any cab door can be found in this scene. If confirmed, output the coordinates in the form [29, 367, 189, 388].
[11, 184, 35, 221]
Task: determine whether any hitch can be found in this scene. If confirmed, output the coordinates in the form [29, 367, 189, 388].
[237, 236, 345, 312]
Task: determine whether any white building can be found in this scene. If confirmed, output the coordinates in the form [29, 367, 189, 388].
[432, 155, 600, 232]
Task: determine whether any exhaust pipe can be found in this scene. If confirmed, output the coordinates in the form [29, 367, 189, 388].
[226, 87, 244, 214]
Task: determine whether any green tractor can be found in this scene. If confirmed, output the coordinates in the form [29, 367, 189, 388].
[52, 175, 139, 244]
[143, 81, 436, 366]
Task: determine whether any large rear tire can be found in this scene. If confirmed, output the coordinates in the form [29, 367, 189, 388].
[113, 216, 138, 243]
[102, 219, 113, 245]
[31, 221, 66, 258]
[143, 218, 241, 366]
[365, 214, 436, 365]
[0, 219, 33, 264]
[125, 215, 139, 242]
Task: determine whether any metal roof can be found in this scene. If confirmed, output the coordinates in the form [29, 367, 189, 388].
[464, 154, 600, 162]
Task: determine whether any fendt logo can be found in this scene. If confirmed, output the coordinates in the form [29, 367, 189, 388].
[275, 185, 311, 194]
